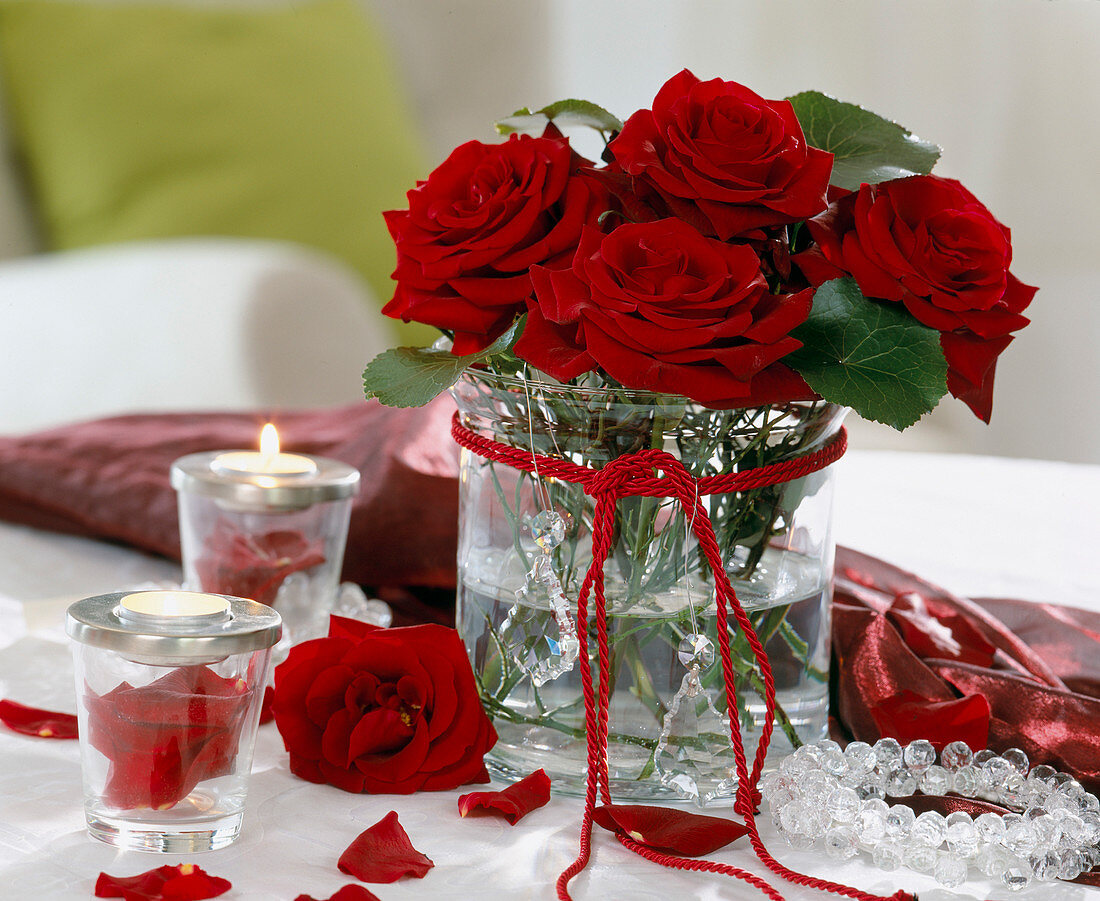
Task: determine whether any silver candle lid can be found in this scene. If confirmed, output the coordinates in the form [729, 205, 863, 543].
[66, 591, 282, 665]
[170, 451, 360, 511]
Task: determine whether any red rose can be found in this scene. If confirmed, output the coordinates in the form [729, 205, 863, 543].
[607, 69, 833, 240]
[797, 175, 1037, 421]
[383, 133, 608, 355]
[514, 218, 813, 406]
[272, 616, 496, 793]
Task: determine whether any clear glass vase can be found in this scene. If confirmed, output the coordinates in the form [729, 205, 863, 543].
[452, 369, 847, 805]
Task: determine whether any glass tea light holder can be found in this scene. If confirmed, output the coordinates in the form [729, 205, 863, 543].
[171, 424, 360, 646]
[66, 590, 281, 852]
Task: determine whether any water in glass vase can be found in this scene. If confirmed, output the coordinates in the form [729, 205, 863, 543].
[459, 546, 831, 805]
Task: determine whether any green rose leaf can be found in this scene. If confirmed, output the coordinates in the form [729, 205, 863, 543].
[363, 318, 524, 408]
[495, 99, 624, 136]
[786, 278, 948, 430]
[787, 91, 941, 191]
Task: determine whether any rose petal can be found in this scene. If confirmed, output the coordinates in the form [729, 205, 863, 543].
[592, 803, 750, 856]
[338, 811, 434, 883]
[457, 769, 551, 824]
[294, 887, 382, 901]
[95, 864, 231, 901]
[259, 686, 276, 725]
[0, 698, 78, 739]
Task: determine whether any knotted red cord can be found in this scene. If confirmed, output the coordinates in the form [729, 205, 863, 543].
[452, 414, 915, 901]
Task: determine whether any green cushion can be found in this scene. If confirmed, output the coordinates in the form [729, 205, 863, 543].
[0, 0, 432, 342]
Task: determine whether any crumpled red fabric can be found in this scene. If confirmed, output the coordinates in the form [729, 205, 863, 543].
[834, 547, 1100, 797]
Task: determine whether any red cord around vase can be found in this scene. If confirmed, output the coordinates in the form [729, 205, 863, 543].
[453, 415, 914, 901]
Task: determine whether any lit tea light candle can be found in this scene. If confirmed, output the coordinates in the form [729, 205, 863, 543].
[211, 424, 318, 477]
[119, 590, 231, 627]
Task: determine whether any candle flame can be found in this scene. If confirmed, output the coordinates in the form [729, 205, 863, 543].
[259, 423, 280, 468]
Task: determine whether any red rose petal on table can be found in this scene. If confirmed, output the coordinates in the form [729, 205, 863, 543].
[592, 804, 750, 856]
[338, 810, 434, 883]
[870, 689, 991, 752]
[95, 864, 230, 900]
[0, 698, 78, 738]
[294, 887, 382, 901]
[457, 768, 551, 824]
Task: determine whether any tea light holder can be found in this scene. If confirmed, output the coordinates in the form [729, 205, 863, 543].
[170, 426, 359, 645]
[66, 590, 281, 852]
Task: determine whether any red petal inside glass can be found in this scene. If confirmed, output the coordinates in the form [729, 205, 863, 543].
[85, 665, 253, 810]
[338, 810, 434, 883]
[0, 699, 78, 739]
[95, 863, 231, 900]
[592, 803, 750, 856]
[195, 522, 326, 606]
[457, 768, 551, 824]
[293, 886, 382, 901]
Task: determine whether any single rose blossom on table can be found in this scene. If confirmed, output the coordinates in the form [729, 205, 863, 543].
[515, 218, 814, 406]
[383, 131, 609, 355]
[607, 69, 832, 240]
[273, 616, 497, 793]
[795, 174, 1037, 421]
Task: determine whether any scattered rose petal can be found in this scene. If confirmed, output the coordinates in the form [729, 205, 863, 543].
[870, 689, 991, 751]
[592, 803, 750, 856]
[338, 810, 434, 883]
[457, 768, 551, 824]
[0, 699, 78, 739]
[294, 887, 382, 901]
[95, 864, 230, 900]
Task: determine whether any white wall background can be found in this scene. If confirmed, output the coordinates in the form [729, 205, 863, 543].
[379, 0, 1099, 463]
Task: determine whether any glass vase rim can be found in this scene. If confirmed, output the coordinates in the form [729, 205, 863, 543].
[454, 366, 844, 416]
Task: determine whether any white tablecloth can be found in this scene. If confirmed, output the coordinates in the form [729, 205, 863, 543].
[1, 450, 1097, 901]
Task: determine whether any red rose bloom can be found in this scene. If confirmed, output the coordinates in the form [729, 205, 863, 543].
[383, 133, 608, 355]
[797, 175, 1037, 421]
[608, 69, 833, 240]
[272, 616, 496, 793]
[514, 218, 813, 407]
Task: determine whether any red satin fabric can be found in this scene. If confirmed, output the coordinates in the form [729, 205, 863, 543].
[834, 547, 1100, 798]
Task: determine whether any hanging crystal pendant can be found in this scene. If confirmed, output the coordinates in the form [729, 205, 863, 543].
[496, 511, 579, 687]
[654, 633, 738, 805]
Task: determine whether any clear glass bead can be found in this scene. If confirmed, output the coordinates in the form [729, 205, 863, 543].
[919, 765, 951, 796]
[984, 755, 1013, 785]
[843, 741, 877, 776]
[934, 852, 968, 888]
[903, 844, 937, 873]
[1002, 747, 1029, 775]
[780, 753, 816, 779]
[824, 824, 859, 860]
[1031, 850, 1061, 882]
[779, 800, 805, 834]
[785, 829, 815, 850]
[801, 769, 839, 804]
[1080, 810, 1100, 844]
[820, 747, 848, 778]
[973, 749, 997, 768]
[530, 510, 566, 549]
[1059, 848, 1087, 881]
[952, 764, 981, 796]
[1029, 764, 1057, 785]
[975, 844, 1007, 877]
[1003, 817, 1038, 856]
[826, 786, 861, 824]
[1000, 771, 1031, 809]
[945, 811, 979, 856]
[873, 737, 903, 771]
[857, 801, 888, 844]
[857, 774, 887, 802]
[884, 804, 915, 839]
[885, 768, 917, 797]
[903, 739, 936, 774]
[911, 810, 947, 847]
[975, 811, 1008, 843]
[818, 739, 842, 754]
[939, 740, 974, 771]
[1001, 857, 1033, 891]
[872, 842, 902, 871]
[1051, 773, 1078, 792]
